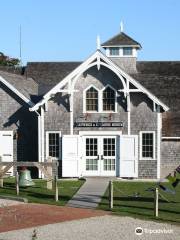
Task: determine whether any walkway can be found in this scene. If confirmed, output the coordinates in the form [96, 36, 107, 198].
[67, 177, 110, 209]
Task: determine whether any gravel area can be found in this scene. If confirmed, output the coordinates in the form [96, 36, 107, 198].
[0, 215, 179, 240]
[0, 199, 24, 207]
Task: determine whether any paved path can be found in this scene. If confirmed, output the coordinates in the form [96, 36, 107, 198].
[67, 178, 110, 208]
[0, 215, 179, 240]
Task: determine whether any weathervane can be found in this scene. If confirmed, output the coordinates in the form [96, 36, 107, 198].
[96, 35, 101, 50]
[120, 21, 124, 32]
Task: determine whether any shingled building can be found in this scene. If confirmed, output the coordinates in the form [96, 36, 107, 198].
[0, 29, 179, 179]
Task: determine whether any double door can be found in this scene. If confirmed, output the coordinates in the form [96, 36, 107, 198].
[83, 136, 117, 176]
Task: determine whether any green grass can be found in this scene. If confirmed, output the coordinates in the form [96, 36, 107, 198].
[0, 178, 85, 206]
[99, 181, 180, 224]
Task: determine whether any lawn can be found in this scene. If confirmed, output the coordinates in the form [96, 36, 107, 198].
[99, 181, 180, 224]
[0, 178, 84, 206]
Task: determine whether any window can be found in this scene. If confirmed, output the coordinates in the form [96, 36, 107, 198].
[86, 87, 98, 111]
[123, 47, 132, 56]
[103, 86, 115, 111]
[47, 132, 61, 158]
[109, 47, 119, 56]
[140, 132, 155, 159]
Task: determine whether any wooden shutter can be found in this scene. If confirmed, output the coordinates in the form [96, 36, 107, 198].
[62, 135, 79, 177]
[120, 135, 138, 178]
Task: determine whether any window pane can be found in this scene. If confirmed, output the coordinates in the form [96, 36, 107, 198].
[103, 87, 115, 111]
[123, 47, 132, 56]
[86, 87, 98, 111]
[142, 133, 154, 159]
[110, 47, 119, 56]
[48, 133, 60, 158]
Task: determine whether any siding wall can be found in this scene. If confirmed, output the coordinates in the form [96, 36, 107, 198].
[161, 140, 180, 177]
[44, 66, 158, 178]
[0, 83, 38, 176]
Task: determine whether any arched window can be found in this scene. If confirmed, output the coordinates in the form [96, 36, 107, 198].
[103, 86, 115, 111]
[86, 87, 98, 111]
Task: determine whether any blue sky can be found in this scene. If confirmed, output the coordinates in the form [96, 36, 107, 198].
[1, 0, 180, 64]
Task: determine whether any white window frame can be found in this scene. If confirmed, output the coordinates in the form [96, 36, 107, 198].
[109, 47, 120, 56]
[83, 85, 100, 113]
[123, 47, 133, 56]
[46, 131, 61, 160]
[139, 131, 156, 160]
[100, 85, 117, 113]
[83, 84, 117, 113]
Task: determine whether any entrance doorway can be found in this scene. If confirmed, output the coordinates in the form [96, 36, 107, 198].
[83, 136, 117, 176]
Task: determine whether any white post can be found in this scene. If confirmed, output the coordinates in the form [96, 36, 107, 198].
[41, 106, 45, 163]
[54, 175, 59, 202]
[38, 114, 42, 178]
[70, 92, 74, 135]
[154, 188, 158, 217]
[109, 181, 113, 209]
[126, 80, 131, 135]
[16, 172, 19, 196]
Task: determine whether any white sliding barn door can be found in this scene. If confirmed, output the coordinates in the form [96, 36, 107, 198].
[62, 135, 79, 177]
[120, 135, 138, 178]
[0, 131, 13, 175]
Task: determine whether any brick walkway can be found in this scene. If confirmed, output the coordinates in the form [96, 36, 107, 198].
[0, 203, 109, 233]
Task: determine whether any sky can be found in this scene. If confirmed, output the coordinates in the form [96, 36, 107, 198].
[0, 0, 180, 64]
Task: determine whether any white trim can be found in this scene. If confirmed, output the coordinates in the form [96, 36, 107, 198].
[0, 76, 34, 107]
[162, 137, 180, 140]
[139, 131, 156, 160]
[157, 112, 161, 179]
[79, 131, 122, 136]
[70, 92, 74, 135]
[41, 106, 45, 163]
[29, 50, 169, 112]
[38, 114, 42, 177]
[45, 131, 61, 160]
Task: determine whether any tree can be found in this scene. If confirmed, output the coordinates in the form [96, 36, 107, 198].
[0, 52, 20, 66]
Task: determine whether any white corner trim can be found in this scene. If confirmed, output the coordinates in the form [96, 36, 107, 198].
[157, 112, 161, 179]
[0, 76, 34, 107]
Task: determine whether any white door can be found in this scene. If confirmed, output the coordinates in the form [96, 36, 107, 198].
[62, 135, 79, 177]
[120, 135, 138, 178]
[83, 136, 116, 176]
[0, 131, 13, 175]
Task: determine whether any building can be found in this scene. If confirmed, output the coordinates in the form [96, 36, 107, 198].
[0, 29, 180, 179]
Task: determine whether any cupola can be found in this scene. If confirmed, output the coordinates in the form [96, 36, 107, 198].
[101, 24, 142, 73]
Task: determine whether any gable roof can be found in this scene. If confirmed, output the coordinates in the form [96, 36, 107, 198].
[29, 50, 169, 112]
[131, 62, 180, 137]
[0, 70, 38, 106]
[26, 62, 81, 96]
[101, 32, 141, 48]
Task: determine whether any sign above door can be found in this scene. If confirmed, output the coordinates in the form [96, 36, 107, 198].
[74, 121, 123, 128]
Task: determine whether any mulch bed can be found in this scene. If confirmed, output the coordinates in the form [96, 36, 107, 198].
[0, 203, 109, 233]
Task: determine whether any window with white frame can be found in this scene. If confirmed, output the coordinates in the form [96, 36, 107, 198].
[102, 86, 115, 111]
[46, 132, 61, 159]
[109, 47, 119, 56]
[86, 87, 98, 111]
[123, 47, 133, 56]
[140, 132, 155, 159]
